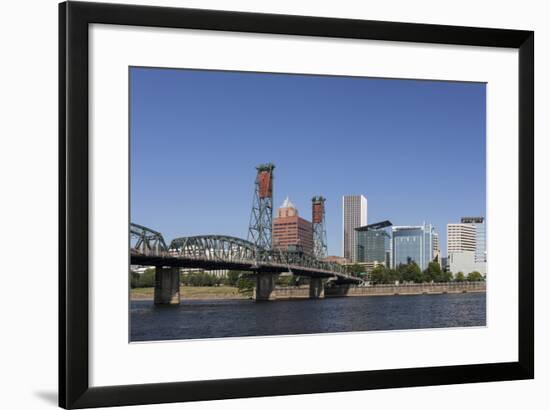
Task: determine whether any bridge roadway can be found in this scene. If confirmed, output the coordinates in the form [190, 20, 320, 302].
[131, 251, 356, 280]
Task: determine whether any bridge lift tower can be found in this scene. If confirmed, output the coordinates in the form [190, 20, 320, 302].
[312, 196, 328, 258]
[248, 163, 275, 249]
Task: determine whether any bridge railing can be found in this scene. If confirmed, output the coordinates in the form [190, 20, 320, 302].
[131, 225, 359, 280]
[130, 223, 169, 256]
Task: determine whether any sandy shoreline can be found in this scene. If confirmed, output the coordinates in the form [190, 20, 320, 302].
[130, 286, 251, 301]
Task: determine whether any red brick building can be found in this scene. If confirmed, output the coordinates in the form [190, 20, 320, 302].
[272, 197, 314, 255]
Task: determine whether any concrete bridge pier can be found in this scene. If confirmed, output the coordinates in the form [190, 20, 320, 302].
[309, 277, 325, 299]
[154, 266, 180, 305]
[254, 273, 277, 301]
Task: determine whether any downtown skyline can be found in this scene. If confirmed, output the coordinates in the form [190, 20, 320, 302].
[130, 67, 486, 256]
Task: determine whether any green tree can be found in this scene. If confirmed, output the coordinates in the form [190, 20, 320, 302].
[455, 271, 466, 282]
[225, 270, 242, 287]
[396, 263, 409, 283]
[346, 263, 365, 276]
[424, 261, 443, 282]
[402, 262, 423, 283]
[386, 268, 400, 284]
[467, 271, 484, 282]
[276, 274, 298, 286]
[369, 265, 388, 285]
[236, 276, 255, 293]
[181, 271, 223, 287]
[130, 267, 156, 288]
[130, 271, 140, 288]
[441, 270, 453, 283]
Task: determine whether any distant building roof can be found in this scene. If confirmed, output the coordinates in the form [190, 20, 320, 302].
[461, 217, 484, 224]
[280, 196, 296, 209]
[355, 220, 392, 232]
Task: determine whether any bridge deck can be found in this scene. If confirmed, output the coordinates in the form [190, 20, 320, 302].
[130, 225, 362, 283]
[131, 254, 360, 282]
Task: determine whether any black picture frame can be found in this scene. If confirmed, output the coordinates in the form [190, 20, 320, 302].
[59, 1, 534, 408]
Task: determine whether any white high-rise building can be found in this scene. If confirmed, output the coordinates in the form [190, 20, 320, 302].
[342, 195, 367, 262]
[447, 221, 486, 276]
[447, 223, 476, 254]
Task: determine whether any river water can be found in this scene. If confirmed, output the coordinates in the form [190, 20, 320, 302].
[130, 292, 485, 342]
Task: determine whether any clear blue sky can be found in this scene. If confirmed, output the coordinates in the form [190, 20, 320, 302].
[130, 67, 486, 257]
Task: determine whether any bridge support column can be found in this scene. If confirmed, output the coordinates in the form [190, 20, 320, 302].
[309, 277, 325, 299]
[254, 273, 277, 301]
[154, 266, 180, 305]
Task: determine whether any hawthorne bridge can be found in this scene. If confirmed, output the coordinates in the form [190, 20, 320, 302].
[131, 163, 362, 303]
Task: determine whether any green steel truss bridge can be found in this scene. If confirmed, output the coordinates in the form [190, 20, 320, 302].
[130, 223, 361, 283]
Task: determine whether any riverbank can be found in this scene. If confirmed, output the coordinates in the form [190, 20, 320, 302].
[325, 281, 486, 298]
[131, 282, 485, 301]
[269, 282, 486, 300]
[131, 285, 251, 300]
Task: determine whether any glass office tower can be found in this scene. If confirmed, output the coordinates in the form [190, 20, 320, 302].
[355, 221, 392, 266]
[461, 217, 486, 263]
[392, 223, 435, 271]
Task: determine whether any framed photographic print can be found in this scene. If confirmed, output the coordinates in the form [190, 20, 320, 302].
[59, 1, 534, 408]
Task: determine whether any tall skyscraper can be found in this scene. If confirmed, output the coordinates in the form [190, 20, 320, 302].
[272, 197, 314, 255]
[342, 195, 367, 262]
[392, 224, 435, 271]
[461, 217, 486, 263]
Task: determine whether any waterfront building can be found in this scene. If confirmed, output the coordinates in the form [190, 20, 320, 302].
[448, 251, 486, 276]
[342, 195, 368, 262]
[441, 256, 449, 272]
[447, 218, 487, 276]
[392, 224, 435, 271]
[130, 265, 150, 274]
[323, 255, 349, 265]
[355, 220, 392, 267]
[181, 268, 229, 278]
[207, 269, 229, 278]
[272, 197, 314, 255]
[432, 231, 441, 265]
[461, 217, 487, 263]
[344, 261, 384, 275]
[447, 223, 476, 254]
